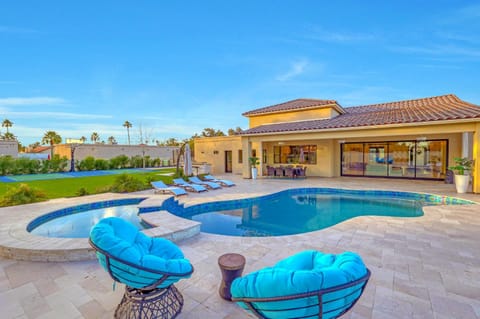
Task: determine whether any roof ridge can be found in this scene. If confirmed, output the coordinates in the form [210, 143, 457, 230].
[346, 94, 458, 111]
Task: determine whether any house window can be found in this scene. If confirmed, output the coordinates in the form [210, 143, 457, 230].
[238, 150, 243, 163]
[273, 145, 317, 164]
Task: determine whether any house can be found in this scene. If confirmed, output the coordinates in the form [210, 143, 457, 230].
[194, 94, 480, 193]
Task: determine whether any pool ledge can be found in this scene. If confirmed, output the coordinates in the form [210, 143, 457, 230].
[0, 193, 200, 262]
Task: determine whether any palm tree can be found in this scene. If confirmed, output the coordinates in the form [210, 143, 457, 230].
[42, 131, 62, 160]
[107, 136, 117, 144]
[123, 121, 132, 145]
[91, 132, 100, 144]
[2, 119, 13, 133]
[80, 136, 87, 143]
[3, 132, 15, 140]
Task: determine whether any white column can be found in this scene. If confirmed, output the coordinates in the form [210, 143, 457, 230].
[242, 138, 252, 178]
[258, 141, 264, 177]
[462, 132, 473, 159]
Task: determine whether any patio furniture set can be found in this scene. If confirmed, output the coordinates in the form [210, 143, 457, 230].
[151, 175, 236, 196]
[90, 217, 370, 319]
[266, 165, 307, 178]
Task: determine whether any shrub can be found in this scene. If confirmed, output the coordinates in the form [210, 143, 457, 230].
[0, 184, 47, 206]
[110, 174, 147, 193]
[130, 155, 143, 168]
[109, 155, 130, 169]
[76, 187, 89, 196]
[94, 159, 109, 170]
[78, 156, 96, 171]
[0, 156, 15, 175]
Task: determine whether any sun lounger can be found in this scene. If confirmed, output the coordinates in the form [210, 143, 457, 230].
[203, 175, 235, 187]
[172, 178, 208, 192]
[151, 181, 187, 196]
[188, 176, 221, 189]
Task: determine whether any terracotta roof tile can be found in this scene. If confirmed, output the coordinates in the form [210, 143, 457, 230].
[240, 94, 480, 135]
[242, 98, 340, 116]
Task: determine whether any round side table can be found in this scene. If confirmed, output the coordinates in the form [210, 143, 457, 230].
[218, 253, 246, 301]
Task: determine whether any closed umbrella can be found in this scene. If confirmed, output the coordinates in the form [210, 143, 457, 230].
[183, 144, 193, 176]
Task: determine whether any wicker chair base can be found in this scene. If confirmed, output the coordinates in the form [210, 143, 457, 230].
[115, 285, 184, 319]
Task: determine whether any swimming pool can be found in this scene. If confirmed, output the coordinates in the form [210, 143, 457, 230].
[28, 198, 151, 238]
[158, 188, 474, 237]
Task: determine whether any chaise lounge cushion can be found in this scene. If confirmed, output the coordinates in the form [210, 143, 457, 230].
[90, 217, 193, 289]
[231, 250, 368, 319]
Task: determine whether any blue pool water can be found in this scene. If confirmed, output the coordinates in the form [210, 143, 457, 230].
[28, 198, 150, 238]
[158, 188, 474, 237]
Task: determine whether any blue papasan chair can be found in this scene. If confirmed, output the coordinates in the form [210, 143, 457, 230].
[89, 217, 194, 319]
[231, 250, 370, 319]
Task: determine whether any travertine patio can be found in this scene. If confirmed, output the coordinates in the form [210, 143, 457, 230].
[0, 176, 479, 318]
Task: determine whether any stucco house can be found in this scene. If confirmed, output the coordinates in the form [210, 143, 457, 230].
[195, 94, 480, 193]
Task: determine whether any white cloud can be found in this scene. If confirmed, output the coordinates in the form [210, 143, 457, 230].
[276, 59, 309, 82]
[2, 111, 112, 120]
[0, 97, 67, 106]
[0, 26, 38, 34]
[307, 27, 376, 43]
[390, 44, 480, 58]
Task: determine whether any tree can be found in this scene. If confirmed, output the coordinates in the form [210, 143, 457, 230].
[201, 128, 225, 137]
[42, 131, 62, 160]
[3, 132, 15, 140]
[91, 132, 100, 143]
[227, 127, 243, 135]
[108, 136, 117, 144]
[80, 136, 87, 143]
[2, 119, 13, 134]
[123, 121, 132, 145]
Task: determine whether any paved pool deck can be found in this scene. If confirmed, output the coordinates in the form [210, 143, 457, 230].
[0, 176, 479, 318]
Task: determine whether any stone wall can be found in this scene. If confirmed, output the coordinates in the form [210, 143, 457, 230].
[0, 140, 18, 157]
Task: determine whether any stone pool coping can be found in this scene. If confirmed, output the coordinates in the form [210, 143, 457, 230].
[0, 193, 200, 262]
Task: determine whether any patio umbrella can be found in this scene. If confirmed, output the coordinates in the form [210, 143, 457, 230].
[183, 144, 193, 176]
[299, 148, 305, 164]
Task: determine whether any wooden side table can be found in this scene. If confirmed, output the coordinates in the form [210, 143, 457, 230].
[218, 253, 246, 301]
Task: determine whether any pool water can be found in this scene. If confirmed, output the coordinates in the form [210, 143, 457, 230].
[159, 188, 473, 237]
[29, 199, 150, 238]
[191, 194, 424, 236]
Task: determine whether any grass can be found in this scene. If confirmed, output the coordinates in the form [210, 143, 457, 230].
[0, 168, 177, 201]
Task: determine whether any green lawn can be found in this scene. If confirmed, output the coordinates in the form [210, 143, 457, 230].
[0, 168, 177, 200]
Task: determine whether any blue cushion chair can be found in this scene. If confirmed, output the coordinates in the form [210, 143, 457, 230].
[231, 250, 370, 319]
[89, 217, 194, 319]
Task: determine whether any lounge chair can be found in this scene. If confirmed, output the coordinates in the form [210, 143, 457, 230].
[203, 174, 236, 187]
[188, 176, 222, 189]
[231, 250, 370, 319]
[90, 217, 194, 318]
[172, 178, 208, 192]
[151, 181, 187, 196]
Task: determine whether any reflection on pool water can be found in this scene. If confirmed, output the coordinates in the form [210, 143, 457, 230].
[28, 198, 150, 238]
[159, 188, 473, 237]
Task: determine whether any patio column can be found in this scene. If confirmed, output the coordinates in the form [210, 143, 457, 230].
[462, 132, 473, 159]
[472, 125, 480, 193]
[242, 138, 252, 178]
[258, 141, 264, 177]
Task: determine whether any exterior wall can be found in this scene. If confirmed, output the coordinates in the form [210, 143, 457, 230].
[248, 107, 339, 128]
[54, 144, 179, 162]
[194, 136, 243, 175]
[0, 140, 18, 157]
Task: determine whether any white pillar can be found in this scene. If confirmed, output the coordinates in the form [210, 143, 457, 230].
[462, 132, 473, 159]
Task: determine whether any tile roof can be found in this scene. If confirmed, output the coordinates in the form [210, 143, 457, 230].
[242, 98, 341, 116]
[240, 94, 480, 135]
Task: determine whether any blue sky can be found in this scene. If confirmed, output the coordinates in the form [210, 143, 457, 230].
[1, 1, 479, 146]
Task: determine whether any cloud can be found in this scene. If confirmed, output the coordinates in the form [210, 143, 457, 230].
[276, 59, 309, 82]
[0, 26, 38, 34]
[0, 97, 67, 107]
[389, 44, 480, 58]
[2, 111, 112, 120]
[306, 27, 376, 43]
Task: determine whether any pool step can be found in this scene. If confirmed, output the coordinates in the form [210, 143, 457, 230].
[140, 211, 201, 242]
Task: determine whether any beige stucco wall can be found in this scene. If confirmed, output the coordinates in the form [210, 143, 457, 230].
[54, 144, 179, 162]
[247, 107, 339, 128]
[194, 136, 243, 175]
[0, 141, 18, 157]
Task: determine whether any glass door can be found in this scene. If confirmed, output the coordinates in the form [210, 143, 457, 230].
[225, 151, 232, 173]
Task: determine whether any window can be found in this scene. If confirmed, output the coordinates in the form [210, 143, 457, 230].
[238, 150, 243, 163]
[273, 145, 317, 164]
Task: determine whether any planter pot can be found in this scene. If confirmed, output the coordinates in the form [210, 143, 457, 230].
[251, 167, 258, 180]
[454, 174, 470, 193]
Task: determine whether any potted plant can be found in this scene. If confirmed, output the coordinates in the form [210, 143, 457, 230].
[248, 156, 260, 179]
[449, 157, 473, 193]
